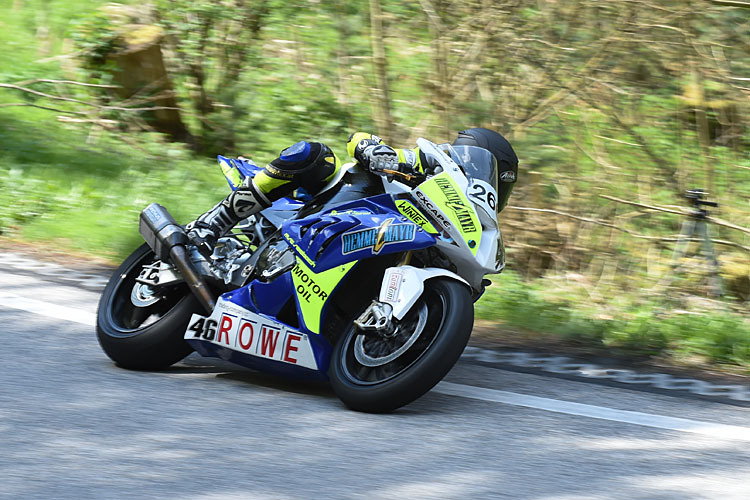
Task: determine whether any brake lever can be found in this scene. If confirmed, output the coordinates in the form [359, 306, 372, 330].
[381, 167, 425, 185]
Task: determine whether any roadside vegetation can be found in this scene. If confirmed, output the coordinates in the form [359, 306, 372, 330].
[1, 0, 748, 371]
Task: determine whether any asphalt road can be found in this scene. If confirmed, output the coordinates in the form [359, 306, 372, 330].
[1, 264, 749, 500]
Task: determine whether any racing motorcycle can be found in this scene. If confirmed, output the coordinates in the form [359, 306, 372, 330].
[96, 139, 507, 412]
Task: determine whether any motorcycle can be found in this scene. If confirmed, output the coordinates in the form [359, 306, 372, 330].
[96, 139, 507, 412]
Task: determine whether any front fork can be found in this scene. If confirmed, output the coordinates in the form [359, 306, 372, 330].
[377, 265, 470, 320]
[355, 257, 471, 337]
[353, 252, 413, 337]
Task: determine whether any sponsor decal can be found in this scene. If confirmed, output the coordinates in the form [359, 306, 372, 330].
[290, 259, 356, 335]
[283, 232, 316, 267]
[395, 200, 437, 233]
[433, 177, 478, 234]
[468, 179, 498, 215]
[414, 190, 451, 230]
[341, 218, 416, 255]
[265, 164, 295, 179]
[329, 209, 373, 216]
[291, 263, 329, 303]
[185, 301, 317, 370]
[500, 170, 517, 182]
[415, 173, 482, 256]
[384, 269, 403, 302]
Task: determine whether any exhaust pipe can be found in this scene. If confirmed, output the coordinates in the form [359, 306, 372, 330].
[139, 203, 216, 313]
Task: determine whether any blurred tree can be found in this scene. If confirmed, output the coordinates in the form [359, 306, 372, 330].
[369, 0, 394, 141]
[155, 0, 269, 152]
[72, 5, 191, 143]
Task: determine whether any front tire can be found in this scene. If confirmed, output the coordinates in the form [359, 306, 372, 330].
[96, 243, 200, 370]
[329, 278, 473, 413]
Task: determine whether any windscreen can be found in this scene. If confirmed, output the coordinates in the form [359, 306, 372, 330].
[447, 145, 498, 193]
[418, 139, 498, 193]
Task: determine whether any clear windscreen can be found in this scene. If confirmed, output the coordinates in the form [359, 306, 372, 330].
[446, 145, 498, 193]
[417, 139, 499, 193]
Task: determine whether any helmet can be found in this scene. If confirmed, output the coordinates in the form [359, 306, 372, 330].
[453, 128, 518, 211]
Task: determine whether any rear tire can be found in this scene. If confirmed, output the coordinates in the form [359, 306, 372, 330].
[329, 278, 473, 413]
[96, 243, 200, 370]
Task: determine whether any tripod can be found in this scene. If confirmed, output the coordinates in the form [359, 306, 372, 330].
[659, 189, 723, 297]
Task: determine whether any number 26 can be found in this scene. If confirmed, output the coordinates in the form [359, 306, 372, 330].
[469, 184, 496, 211]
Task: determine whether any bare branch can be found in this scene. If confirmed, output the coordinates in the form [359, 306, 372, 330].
[0, 103, 87, 114]
[13, 79, 120, 89]
[0, 83, 180, 113]
[710, 0, 750, 8]
[516, 38, 577, 52]
[506, 206, 750, 252]
[416, 0, 443, 32]
[600, 195, 693, 216]
[601, 195, 750, 235]
[707, 217, 750, 236]
[0, 82, 100, 108]
[594, 135, 642, 147]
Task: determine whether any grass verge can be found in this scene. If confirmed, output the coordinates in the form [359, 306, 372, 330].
[476, 271, 750, 374]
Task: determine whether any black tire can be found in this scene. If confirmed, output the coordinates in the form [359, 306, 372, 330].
[96, 243, 200, 370]
[329, 278, 473, 413]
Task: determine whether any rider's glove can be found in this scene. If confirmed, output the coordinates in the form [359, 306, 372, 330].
[356, 143, 400, 173]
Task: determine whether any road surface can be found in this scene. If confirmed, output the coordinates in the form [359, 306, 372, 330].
[1, 260, 749, 499]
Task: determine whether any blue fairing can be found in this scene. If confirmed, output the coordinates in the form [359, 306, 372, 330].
[218, 155, 261, 185]
[282, 194, 437, 273]
[194, 175, 437, 378]
[206, 284, 334, 379]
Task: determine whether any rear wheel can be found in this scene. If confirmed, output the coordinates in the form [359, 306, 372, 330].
[329, 278, 473, 413]
[96, 243, 201, 370]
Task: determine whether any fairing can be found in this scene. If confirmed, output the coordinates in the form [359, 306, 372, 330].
[281, 194, 437, 273]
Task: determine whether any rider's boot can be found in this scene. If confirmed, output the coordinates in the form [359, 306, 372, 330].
[186, 177, 271, 258]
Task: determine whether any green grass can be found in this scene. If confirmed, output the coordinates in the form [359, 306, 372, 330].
[0, 106, 229, 259]
[476, 271, 750, 371]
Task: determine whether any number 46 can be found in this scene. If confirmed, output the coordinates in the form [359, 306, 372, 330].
[188, 317, 217, 340]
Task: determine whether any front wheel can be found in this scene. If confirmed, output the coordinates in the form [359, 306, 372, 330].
[329, 278, 473, 413]
[96, 243, 201, 370]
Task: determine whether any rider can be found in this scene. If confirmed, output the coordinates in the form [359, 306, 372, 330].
[187, 128, 518, 258]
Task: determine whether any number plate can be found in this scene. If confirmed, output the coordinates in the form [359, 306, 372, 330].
[467, 179, 498, 220]
[184, 298, 318, 370]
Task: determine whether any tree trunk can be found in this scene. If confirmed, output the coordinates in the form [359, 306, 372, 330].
[109, 25, 191, 144]
[369, 0, 393, 141]
[334, 0, 351, 111]
[430, 0, 449, 139]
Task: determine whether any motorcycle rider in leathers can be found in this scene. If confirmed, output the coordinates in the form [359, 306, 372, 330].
[187, 128, 518, 258]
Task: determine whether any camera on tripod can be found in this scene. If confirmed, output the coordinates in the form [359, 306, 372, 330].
[684, 189, 718, 209]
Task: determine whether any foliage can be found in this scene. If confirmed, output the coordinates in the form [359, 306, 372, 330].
[0, 0, 748, 369]
[153, 0, 270, 152]
[0, 106, 226, 258]
[69, 11, 121, 70]
[476, 271, 750, 370]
